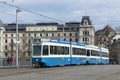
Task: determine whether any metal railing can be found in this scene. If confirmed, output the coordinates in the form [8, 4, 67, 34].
[0, 57, 32, 68]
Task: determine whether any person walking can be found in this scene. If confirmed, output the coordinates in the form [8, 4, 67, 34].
[7, 57, 10, 66]
[9, 56, 13, 66]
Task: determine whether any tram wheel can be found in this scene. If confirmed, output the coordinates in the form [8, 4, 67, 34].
[41, 63, 46, 68]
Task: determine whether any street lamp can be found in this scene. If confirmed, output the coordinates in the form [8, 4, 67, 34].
[16, 9, 21, 67]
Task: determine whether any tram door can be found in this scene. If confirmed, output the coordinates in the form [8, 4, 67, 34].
[86, 49, 90, 64]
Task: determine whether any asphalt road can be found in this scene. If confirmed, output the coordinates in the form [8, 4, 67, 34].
[0, 65, 120, 80]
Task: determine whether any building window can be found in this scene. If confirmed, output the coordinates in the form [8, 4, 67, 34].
[34, 33, 36, 37]
[83, 37, 89, 42]
[5, 34, 7, 37]
[70, 38, 72, 42]
[11, 34, 13, 37]
[52, 33, 54, 37]
[5, 39, 7, 43]
[34, 28, 36, 31]
[75, 33, 78, 36]
[23, 53, 25, 56]
[83, 20, 88, 25]
[58, 33, 60, 37]
[28, 28, 30, 31]
[64, 33, 66, 36]
[11, 39, 13, 43]
[76, 38, 78, 42]
[83, 30, 89, 35]
[52, 28, 54, 30]
[5, 45, 7, 49]
[28, 53, 31, 56]
[69, 33, 72, 36]
[23, 40, 25, 43]
[40, 33, 42, 37]
[46, 33, 48, 37]
[23, 34, 25, 37]
[28, 33, 30, 37]
[28, 39, 31, 43]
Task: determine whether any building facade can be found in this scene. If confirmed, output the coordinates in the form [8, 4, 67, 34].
[0, 16, 95, 59]
[79, 16, 95, 45]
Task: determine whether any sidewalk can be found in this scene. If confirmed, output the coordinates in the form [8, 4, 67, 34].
[0, 65, 32, 69]
[0, 66, 17, 69]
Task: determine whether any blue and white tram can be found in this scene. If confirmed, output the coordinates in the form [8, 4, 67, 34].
[86, 45, 103, 64]
[86, 45, 109, 64]
[32, 38, 86, 67]
[71, 44, 87, 65]
[32, 38, 109, 68]
[100, 48, 109, 64]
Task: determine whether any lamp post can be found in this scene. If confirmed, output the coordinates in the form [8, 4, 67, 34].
[16, 9, 21, 67]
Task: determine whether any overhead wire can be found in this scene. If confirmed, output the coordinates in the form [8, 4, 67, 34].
[0, 10, 41, 23]
[0, 1, 65, 23]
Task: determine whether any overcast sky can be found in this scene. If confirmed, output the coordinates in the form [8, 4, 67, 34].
[0, 0, 120, 30]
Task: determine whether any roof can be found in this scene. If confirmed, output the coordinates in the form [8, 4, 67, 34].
[81, 16, 92, 25]
[3, 23, 35, 32]
[36, 22, 58, 26]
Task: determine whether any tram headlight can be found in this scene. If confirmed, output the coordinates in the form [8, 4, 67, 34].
[36, 59, 39, 61]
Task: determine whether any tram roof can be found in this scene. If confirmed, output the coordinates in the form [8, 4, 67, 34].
[33, 38, 85, 46]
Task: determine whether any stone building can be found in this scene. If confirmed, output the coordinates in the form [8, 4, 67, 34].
[95, 25, 116, 48]
[79, 16, 95, 45]
[0, 16, 95, 59]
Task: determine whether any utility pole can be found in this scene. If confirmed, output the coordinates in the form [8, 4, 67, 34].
[16, 9, 21, 67]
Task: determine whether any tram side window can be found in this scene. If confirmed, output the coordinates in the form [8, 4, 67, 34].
[73, 48, 77, 55]
[50, 46, 54, 55]
[57, 46, 64, 55]
[78, 48, 84, 55]
[91, 50, 95, 56]
[43, 45, 48, 55]
[81, 49, 86, 55]
[54, 46, 57, 54]
[102, 52, 105, 57]
[61, 47, 65, 54]
[78, 48, 82, 55]
[50, 46, 69, 55]
[102, 52, 108, 57]
[57, 46, 61, 55]
[97, 51, 100, 56]
[91, 50, 99, 56]
[50, 46, 57, 55]
[64, 47, 69, 55]
[76, 48, 79, 55]
[87, 50, 90, 56]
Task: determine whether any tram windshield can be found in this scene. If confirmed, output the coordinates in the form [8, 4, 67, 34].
[33, 45, 41, 56]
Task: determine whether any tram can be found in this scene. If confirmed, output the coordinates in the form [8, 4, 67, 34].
[32, 38, 109, 68]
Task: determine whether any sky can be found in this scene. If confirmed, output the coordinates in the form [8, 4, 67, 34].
[0, 0, 120, 30]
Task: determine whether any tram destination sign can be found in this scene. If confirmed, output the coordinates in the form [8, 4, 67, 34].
[33, 38, 41, 43]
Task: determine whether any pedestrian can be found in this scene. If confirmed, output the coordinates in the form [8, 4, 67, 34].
[7, 57, 10, 66]
[9, 56, 13, 66]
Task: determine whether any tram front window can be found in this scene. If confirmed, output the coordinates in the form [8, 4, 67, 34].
[33, 45, 41, 56]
